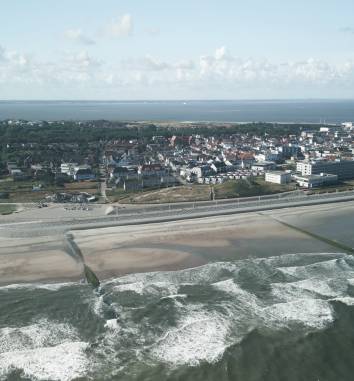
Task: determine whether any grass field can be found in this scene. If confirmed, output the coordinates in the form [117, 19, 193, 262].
[0, 204, 16, 215]
[108, 185, 212, 204]
[108, 177, 296, 204]
[0, 178, 100, 203]
[214, 177, 295, 199]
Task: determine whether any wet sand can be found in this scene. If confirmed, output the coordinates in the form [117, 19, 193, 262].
[2, 201, 354, 285]
[0, 236, 83, 285]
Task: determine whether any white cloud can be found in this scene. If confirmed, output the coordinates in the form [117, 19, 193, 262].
[65, 50, 101, 70]
[142, 55, 169, 71]
[2, 45, 354, 98]
[106, 14, 133, 38]
[64, 29, 95, 45]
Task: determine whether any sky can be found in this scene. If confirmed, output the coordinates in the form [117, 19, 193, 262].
[1, 0, 354, 100]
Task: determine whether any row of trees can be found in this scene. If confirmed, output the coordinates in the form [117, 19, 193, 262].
[0, 121, 320, 144]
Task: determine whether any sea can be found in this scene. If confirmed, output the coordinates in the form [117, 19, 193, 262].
[2, 252, 354, 381]
[1, 99, 354, 123]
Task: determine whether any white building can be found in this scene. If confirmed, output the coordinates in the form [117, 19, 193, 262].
[342, 122, 353, 129]
[251, 161, 276, 172]
[294, 173, 338, 188]
[255, 151, 279, 162]
[265, 171, 292, 185]
[61, 163, 78, 176]
[296, 160, 354, 180]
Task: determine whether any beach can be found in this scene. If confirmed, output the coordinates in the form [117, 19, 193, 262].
[2, 201, 354, 381]
[1, 201, 354, 286]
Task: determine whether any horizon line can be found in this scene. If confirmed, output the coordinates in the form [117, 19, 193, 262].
[1, 98, 354, 102]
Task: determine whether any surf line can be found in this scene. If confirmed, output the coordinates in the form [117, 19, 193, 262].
[270, 217, 354, 255]
[63, 233, 100, 288]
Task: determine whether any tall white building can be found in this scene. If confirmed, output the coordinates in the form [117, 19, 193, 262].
[296, 160, 354, 180]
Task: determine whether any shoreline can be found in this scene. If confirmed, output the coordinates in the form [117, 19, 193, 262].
[1, 201, 354, 286]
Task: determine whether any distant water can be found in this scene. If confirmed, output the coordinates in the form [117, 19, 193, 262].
[1, 100, 354, 123]
[2, 252, 354, 381]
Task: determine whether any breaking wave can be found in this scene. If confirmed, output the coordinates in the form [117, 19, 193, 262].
[2, 252, 354, 380]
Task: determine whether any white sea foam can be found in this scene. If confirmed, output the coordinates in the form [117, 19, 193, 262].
[0, 282, 75, 292]
[213, 278, 254, 297]
[263, 299, 334, 329]
[150, 255, 352, 367]
[0, 341, 88, 381]
[271, 278, 341, 303]
[160, 294, 187, 301]
[104, 319, 120, 331]
[91, 294, 105, 316]
[152, 311, 229, 366]
[0, 319, 88, 381]
[113, 281, 146, 295]
[330, 297, 354, 306]
[113, 280, 179, 297]
[0, 319, 79, 354]
[278, 258, 354, 280]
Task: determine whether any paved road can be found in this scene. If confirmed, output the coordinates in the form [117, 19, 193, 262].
[1, 190, 354, 238]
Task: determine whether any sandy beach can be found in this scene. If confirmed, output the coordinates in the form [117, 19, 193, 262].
[1, 201, 354, 285]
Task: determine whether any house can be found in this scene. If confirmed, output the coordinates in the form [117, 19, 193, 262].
[251, 161, 276, 172]
[61, 163, 78, 176]
[190, 165, 214, 179]
[73, 166, 96, 181]
[265, 171, 292, 185]
[110, 166, 138, 180]
[138, 164, 167, 177]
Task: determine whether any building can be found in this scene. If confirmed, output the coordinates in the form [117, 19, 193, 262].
[294, 173, 338, 188]
[255, 151, 280, 162]
[251, 161, 276, 172]
[190, 165, 214, 179]
[73, 165, 95, 181]
[265, 171, 292, 185]
[110, 166, 138, 181]
[277, 144, 299, 158]
[138, 164, 167, 177]
[296, 160, 354, 180]
[61, 163, 78, 176]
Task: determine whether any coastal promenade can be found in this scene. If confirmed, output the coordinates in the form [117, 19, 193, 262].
[1, 189, 354, 237]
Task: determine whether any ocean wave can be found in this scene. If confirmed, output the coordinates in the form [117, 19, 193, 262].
[3, 252, 354, 378]
[97, 252, 354, 368]
[151, 311, 230, 366]
[0, 341, 88, 381]
[0, 319, 79, 354]
[0, 281, 77, 292]
[0, 319, 88, 381]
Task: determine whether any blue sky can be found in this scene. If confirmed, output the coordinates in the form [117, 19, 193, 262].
[1, 0, 354, 99]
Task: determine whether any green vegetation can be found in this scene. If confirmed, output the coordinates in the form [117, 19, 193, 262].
[110, 185, 211, 204]
[0, 204, 16, 215]
[214, 177, 295, 199]
[0, 121, 319, 146]
[0, 178, 99, 203]
[109, 178, 295, 204]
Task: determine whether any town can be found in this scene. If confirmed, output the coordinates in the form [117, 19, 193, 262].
[1, 119, 354, 211]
